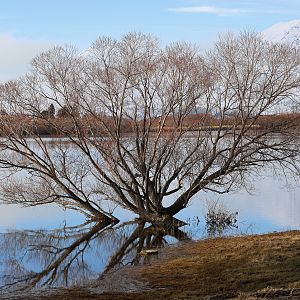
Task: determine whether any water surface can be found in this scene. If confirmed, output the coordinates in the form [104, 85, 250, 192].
[0, 157, 300, 291]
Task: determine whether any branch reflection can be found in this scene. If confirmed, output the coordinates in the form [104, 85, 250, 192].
[0, 218, 189, 292]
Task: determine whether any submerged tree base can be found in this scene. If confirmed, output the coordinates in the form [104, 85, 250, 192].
[89, 213, 119, 225]
[137, 213, 188, 228]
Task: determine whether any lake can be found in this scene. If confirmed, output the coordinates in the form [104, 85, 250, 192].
[0, 154, 300, 291]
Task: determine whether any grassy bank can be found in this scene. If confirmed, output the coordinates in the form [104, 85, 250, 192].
[133, 230, 300, 299]
[8, 230, 300, 299]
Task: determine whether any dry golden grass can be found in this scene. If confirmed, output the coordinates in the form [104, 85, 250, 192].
[132, 231, 300, 298]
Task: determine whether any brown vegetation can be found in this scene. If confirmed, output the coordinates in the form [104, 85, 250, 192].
[1, 111, 300, 137]
[135, 231, 300, 298]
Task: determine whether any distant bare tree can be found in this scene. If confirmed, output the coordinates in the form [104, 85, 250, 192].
[0, 32, 300, 224]
[48, 104, 55, 118]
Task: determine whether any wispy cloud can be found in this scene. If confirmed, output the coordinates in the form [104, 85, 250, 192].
[169, 6, 252, 17]
[169, 5, 298, 17]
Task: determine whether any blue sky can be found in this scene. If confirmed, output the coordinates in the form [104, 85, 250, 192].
[1, 0, 300, 81]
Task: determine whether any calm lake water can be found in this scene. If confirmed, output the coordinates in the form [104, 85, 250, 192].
[0, 152, 300, 290]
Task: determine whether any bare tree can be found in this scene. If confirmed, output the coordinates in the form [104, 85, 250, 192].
[0, 31, 300, 224]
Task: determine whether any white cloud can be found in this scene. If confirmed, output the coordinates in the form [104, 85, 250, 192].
[0, 33, 53, 82]
[169, 5, 297, 17]
[169, 6, 250, 17]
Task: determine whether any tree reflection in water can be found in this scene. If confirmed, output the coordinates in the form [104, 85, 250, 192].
[0, 219, 189, 292]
